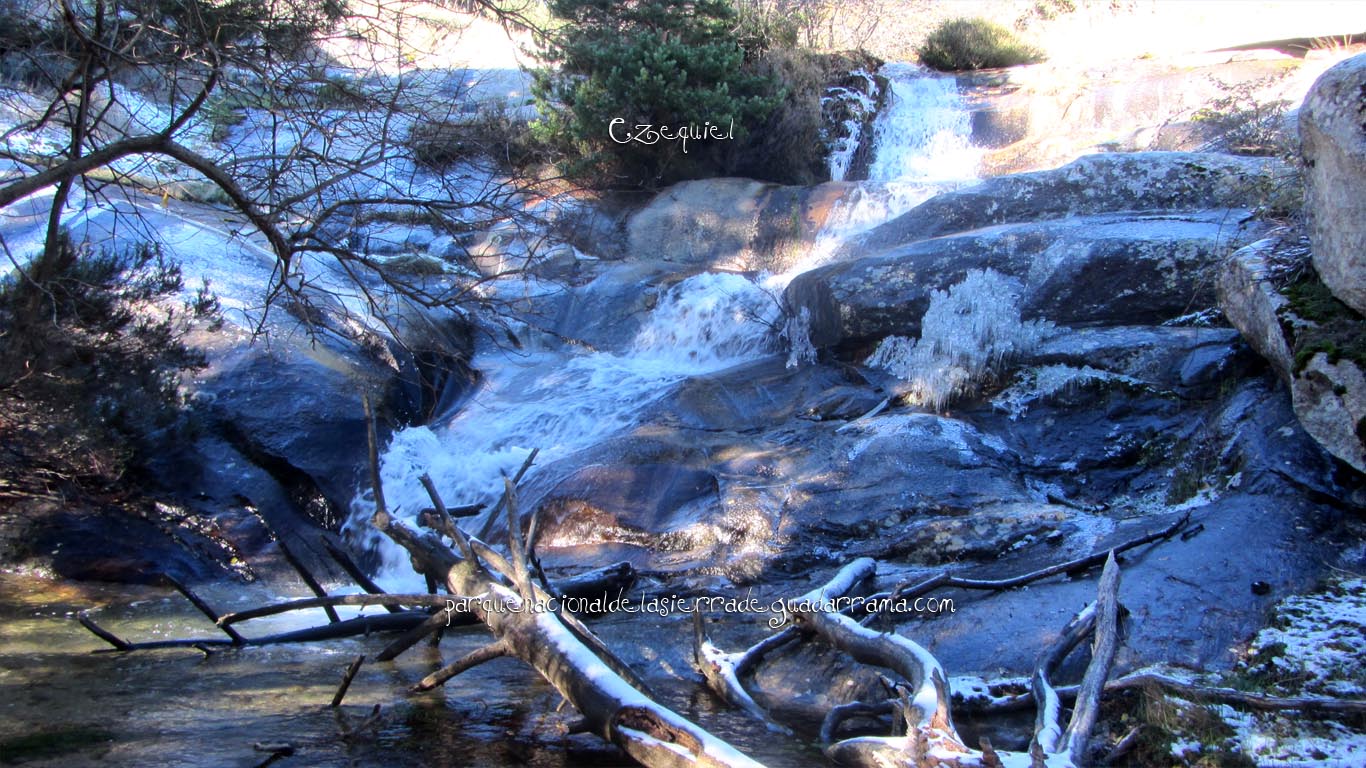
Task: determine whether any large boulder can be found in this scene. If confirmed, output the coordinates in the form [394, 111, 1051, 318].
[788, 212, 1265, 350]
[1219, 237, 1366, 473]
[1301, 53, 1366, 315]
[626, 178, 853, 273]
[188, 302, 477, 531]
[787, 152, 1278, 353]
[838, 152, 1281, 257]
[1217, 238, 1297, 376]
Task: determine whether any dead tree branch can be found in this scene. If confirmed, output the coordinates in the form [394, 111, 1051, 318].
[331, 654, 365, 707]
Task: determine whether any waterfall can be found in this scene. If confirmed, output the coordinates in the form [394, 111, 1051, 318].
[866, 62, 981, 183]
[347, 64, 981, 586]
[783, 64, 982, 279]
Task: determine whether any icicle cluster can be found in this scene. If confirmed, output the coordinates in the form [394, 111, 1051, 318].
[783, 306, 817, 369]
[866, 269, 1051, 411]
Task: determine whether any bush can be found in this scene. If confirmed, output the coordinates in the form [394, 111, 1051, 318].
[1191, 77, 1295, 157]
[408, 105, 545, 171]
[729, 48, 829, 185]
[0, 235, 214, 492]
[918, 18, 1045, 72]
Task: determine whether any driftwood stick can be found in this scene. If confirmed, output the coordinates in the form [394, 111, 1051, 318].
[468, 537, 517, 583]
[323, 539, 402, 613]
[240, 612, 429, 645]
[1062, 552, 1122, 764]
[692, 612, 793, 735]
[503, 477, 536, 599]
[820, 699, 896, 744]
[732, 626, 801, 681]
[77, 610, 130, 650]
[418, 472, 475, 562]
[1107, 673, 1366, 716]
[89, 612, 435, 653]
[1031, 604, 1098, 755]
[219, 593, 457, 626]
[363, 394, 387, 518]
[162, 574, 245, 644]
[410, 639, 510, 692]
[484, 448, 540, 527]
[377, 609, 469, 662]
[1103, 725, 1145, 765]
[93, 637, 235, 652]
[868, 513, 1187, 613]
[331, 654, 365, 707]
[957, 671, 1366, 718]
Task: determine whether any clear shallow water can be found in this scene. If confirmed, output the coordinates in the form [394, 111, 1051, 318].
[0, 574, 821, 767]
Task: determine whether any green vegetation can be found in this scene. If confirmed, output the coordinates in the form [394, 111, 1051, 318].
[407, 104, 548, 172]
[1191, 76, 1296, 157]
[917, 18, 1045, 72]
[530, 0, 787, 186]
[1279, 270, 1366, 373]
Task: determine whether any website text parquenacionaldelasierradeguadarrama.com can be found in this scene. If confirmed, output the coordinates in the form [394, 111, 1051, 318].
[443, 592, 955, 628]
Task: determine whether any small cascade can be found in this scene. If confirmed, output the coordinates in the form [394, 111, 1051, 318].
[788, 64, 984, 278]
[866, 62, 981, 183]
[349, 62, 984, 583]
[350, 272, 778, 583]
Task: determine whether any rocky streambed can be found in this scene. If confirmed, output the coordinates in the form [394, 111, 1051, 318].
[3, 49, 1365, 768]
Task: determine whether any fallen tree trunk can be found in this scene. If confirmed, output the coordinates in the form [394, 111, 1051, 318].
[357, 395, 764, 767]
[371, 502, 766, 767]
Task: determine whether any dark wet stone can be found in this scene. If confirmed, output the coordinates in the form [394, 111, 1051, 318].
[787, 213, 1266, 351]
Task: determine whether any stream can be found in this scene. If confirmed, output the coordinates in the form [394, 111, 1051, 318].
[1, 65, 983, 767]
[353, 65, 982, 590]
[2, 65, 983, 765]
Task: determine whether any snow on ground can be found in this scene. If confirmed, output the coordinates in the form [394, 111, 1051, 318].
[1166, 578, 1366, 767]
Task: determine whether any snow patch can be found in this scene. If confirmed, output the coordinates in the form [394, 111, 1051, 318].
[993, 364, 1145, 420]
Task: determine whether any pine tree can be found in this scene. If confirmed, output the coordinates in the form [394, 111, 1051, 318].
[532, 0, 783, 186]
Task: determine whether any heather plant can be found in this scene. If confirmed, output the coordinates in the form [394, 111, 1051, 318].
[918, 17, 1045, 72]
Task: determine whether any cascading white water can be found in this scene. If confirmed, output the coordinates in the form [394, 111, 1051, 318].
[350, 64, 982, 587]
[866, 62, 981, 183]
[353, 272, 780, 582]
[790, 64, 983, 279]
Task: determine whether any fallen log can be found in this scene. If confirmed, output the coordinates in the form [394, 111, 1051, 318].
[370, 489, 765, 767]
[357, 403, 762, 767]
[812, 555, 1122, 768]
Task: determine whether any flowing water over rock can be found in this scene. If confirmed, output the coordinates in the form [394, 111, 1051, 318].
[6, 60, 1362, 768]
[350, 65, 988, 589]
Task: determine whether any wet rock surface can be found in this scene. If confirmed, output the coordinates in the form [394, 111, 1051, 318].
[789, 212, 1266, 350]
[489, 150, 1364, 693]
